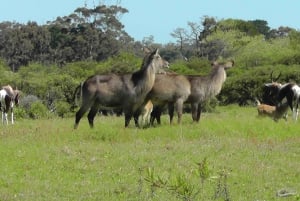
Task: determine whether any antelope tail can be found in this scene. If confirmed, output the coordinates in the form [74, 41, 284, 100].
[255, 98, 261, 106]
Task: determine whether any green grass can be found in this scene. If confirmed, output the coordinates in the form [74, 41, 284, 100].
[0, 105, 299, 201]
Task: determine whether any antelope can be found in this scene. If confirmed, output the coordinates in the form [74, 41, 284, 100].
[74, 49, 169, 129]
[138, 100, 153, 128]
[262, 71, 282, 105]
[135, 60, 233, 125]
[185, 60, 234, 122]
[145, 72, 191, 124]
[276, 83, 300, 121]
[0, 85, 20, 124]
[256, 99, 289, 121]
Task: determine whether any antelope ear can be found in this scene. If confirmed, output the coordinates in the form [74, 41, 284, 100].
[154, 48, 159, 55]
[211, 61, 218, 66]
[142, 47, 151, 54]
[264, 83, 272, 87]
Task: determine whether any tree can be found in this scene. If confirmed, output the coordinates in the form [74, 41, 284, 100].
[171, 28, 189, 53]
[187, 21, 202, 55]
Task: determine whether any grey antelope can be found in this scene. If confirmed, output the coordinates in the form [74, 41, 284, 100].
[186, 60, 234, 122]
[256, 99, 289, 121]
[74, 49, 169, 129]
[0, 85, 20, 124]
[143, 60, 234, 125]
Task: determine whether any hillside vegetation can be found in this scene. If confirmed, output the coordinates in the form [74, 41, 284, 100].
[1, 3, 300, 118]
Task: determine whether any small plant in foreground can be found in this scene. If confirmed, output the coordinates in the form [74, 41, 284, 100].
[213, 168, 231, 201]
[197, 157, 211, 186]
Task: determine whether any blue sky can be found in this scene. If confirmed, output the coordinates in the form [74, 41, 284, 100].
[1, 0, 299, 44]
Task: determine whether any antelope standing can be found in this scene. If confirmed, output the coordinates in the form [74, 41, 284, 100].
[276, 83, 300, 121]
[138, 100, 153, 128]
[0, 85, 20, 124]
[74, 49, 169, 129]
[185, 60, 234, 122]
[136, 60, 233, 125]
[256, 99, 289, 121]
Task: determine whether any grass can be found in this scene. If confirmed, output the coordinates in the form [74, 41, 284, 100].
[0, 105, 299, 201]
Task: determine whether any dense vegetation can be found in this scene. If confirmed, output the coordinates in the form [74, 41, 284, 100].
[1, 3, 300, 118]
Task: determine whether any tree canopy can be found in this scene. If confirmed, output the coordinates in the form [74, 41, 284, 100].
[1, 3, 300, 118]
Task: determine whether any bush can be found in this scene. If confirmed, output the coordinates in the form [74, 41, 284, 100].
[21, 95, 40, 111]
[55, 101, 71, 118]
[13, 107, 27, 119]
[28, 101, 48, 119]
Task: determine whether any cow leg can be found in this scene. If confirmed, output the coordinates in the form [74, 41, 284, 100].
[4, 112, 8, 125]
[11, 107, 14, 124]
[191, 103, 198, 122]
[74, 104, 90, 129]
[156, 108, 162, 125]
[133, 110, 141, 127]
[175, 99, 184, 124]
[196, 103, 202, 122]
[150, 106, 161, 125]
[168, 103, 174, 124]
[87, 103, 99, 128]
[295, 101, 299, 121]
[125, 112, 132, 127]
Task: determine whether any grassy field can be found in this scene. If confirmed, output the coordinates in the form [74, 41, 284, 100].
[0, 105, 299, 201]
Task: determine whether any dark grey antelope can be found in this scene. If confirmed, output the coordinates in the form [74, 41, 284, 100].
[74, 49, 169, 129]
[137, 60, 233, 125]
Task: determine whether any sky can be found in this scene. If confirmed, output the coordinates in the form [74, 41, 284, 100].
[1, 0, 299, 44]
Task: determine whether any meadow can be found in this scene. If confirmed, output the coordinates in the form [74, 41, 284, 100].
[0, 105, 299, 201]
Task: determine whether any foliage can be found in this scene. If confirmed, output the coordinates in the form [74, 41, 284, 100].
[0, 4, 132, 70]
[20, 95, 40, 111]
[1, 11, 300, 116]
[55, 100, 71, 118]
[28, 101, 48, 119]
[219, 64, 300, 105]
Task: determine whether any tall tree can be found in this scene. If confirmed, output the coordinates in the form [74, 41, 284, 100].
[171, 28, 189, 54]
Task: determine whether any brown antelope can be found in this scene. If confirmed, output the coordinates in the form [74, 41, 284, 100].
[256, 99, 289, 121]
[148, 73, 191, 124]
[138, 100, 153, 127]
[0, 85, 20, 124]
[74, 49, 169, 129]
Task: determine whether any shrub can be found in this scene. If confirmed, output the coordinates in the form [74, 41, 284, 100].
[28, 101, 48, 119]
[55, 101, 71, 118]
[20, 95, 40, 111]
[13, 107, 27, 119]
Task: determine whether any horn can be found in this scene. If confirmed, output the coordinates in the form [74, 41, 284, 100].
[274, 72, 281, 82]
[270, 71, 281, 82]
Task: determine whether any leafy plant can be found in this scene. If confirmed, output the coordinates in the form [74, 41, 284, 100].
[28, 101, 48, 119]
